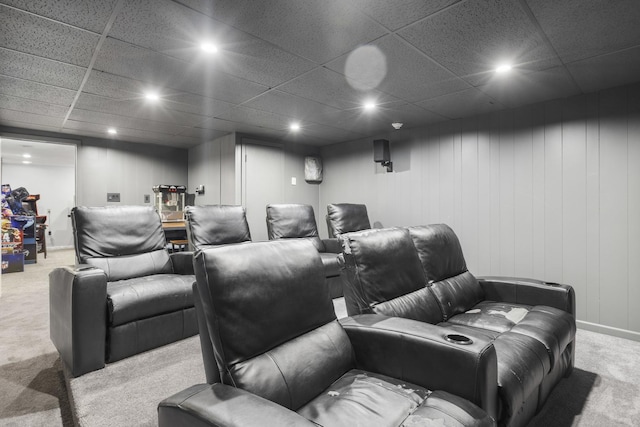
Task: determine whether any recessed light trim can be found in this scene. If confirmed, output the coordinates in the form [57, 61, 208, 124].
[363, 100, 377, 111]
[495, 64, 512, 73]
[22, 153, 31, 158]
[145, 92, 160, 102]
[290, 122, 301, 132]
[200, 41, 219, 54]
[107, 128, 117, 135]
[22, 160, 32, 164]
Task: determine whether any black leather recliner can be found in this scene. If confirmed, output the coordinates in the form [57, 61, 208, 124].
[158, 239, 498, 426]
[326, 203, 371, 238]
[339, 224, 576, 427]
[49, 205, 197, 377]
[266, 203, 342, 298]
[184, 205, 251, 250]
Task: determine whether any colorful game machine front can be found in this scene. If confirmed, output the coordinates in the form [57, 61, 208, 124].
[2, 184, 31, 273]
[152, 185, 186, 222]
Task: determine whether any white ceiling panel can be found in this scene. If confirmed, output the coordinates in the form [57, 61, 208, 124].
[0, 75, 76, 106]
[348, 0, 460, 31]
[0, 94, 69, 118]
[416, 88, 504, 120]
[0, 47, 86, 90]
[567, 46, 640, 94]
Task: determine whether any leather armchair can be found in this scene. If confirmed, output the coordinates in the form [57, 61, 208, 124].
[266, 203, 342, 298]
[49, 206, 197, 377]
[339, 225, 576, 427]
[326, 203, 371, 238]
[184, 205, 251, 250]
[158, 240, 497, 426]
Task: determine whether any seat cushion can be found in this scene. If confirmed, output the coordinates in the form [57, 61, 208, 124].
[107, 274, 194, 326]
[319, 252, 340, 277]
[297, 370, 493, 427]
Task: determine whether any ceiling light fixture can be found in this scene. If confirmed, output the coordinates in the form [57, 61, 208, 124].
[107, 128, 117, 135]
[200, 42, 219, 54]
[495, 64, 512, 73]
[145, 92, 160, 102]
[391, 122, 403, 130]
[22, 160, 32, 164]
[363, 100, 377, 111]
[290, 122, 301, 132]
[22, 153, 31, 158]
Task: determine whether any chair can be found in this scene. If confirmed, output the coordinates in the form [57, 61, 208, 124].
[326, 203, 371, 238]
[266, 203, 342, 298]
[184, 205, 251, 250]
[339, 224, 577, 427]
[158, 239, 497, 426]
[49, 206, 197, 377]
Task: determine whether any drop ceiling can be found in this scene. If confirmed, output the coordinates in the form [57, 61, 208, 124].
[1, 0, 639, 148]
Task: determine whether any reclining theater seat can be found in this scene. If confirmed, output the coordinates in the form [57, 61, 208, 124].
[266, 203, 342, 298]
[185, 205, 251, 250]
[339, 225, 576, 427]
[326, 202, 371, 238]
[158, 239, 498, 427]
[49, 206, 198, 377]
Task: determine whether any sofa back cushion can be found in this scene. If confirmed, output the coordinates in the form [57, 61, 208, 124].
[194, 239, 352, 410]
[341, 228, 442, 323]
[185, 205, 251, 249]
[326, 203, 371, 238]
[72, 206, 172, 281]
[266, 204, 325, 252]
[408, 225, 484, 319]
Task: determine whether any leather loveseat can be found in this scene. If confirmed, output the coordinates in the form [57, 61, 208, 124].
[158, 239, 498, 426]
[339, 224, 576, 427]
[266, 203, 342, 298]
[185, 205, 251, 250]
[49, 206, 198, 377]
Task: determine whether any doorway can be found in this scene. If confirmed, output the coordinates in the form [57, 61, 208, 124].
[1, 137, 77, 250]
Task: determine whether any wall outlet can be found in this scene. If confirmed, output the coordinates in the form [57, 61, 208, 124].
[107, 193, 120, 202]
[144, 194, 150, 203]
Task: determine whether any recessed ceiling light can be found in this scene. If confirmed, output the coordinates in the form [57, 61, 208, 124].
[495, 64, 512, 73]
[200, 42, 219, 54]
[145, 92, 160, 102]
[22, 153, 31, 158]
[363, 100, 377, 111]
[290, 122, 301, 132]
[107, 128, 117, 135]
[22, 160, 32, 164]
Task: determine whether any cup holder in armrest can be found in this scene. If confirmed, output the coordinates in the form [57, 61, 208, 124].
[444, 334, 473, 345]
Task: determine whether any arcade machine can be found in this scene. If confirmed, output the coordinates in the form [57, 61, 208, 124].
[2, 185, 34, 272]
[152, 185, 187, 251]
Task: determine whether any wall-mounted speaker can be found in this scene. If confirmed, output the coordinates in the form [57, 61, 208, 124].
[373, 139, 393, 172]
[373, 139, 390, 163]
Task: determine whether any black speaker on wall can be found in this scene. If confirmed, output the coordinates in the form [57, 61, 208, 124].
[373, 139, 393, 172]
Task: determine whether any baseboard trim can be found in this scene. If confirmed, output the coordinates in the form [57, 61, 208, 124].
[577, 320, 640, 343]
[49, 245, 74, 251]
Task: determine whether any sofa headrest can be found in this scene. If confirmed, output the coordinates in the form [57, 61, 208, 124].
[185, 205, 251, 249]
[408, 224, 468, 281]
[72, 205, 166, 263]
[326, 203, 371, 238]
[266, 204, 324, 252]
[194, 239, 335, 367]
[341, 227, 426, 303]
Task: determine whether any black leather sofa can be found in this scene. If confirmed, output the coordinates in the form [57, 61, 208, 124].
[339, 224, 576, 427]
[266, 203, 342, 298]
[158, 239, 498, 426]
[185, 205, 251, 250]
[326, 203, 371, 238]
[49, 206, 197, 377]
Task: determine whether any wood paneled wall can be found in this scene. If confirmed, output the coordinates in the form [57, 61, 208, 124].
[320, 83, 640, 337]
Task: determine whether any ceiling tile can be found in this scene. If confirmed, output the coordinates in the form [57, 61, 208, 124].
[216, 106, 291, 131]
[348, 0, 459, 31]
[0, 0, 119, 33]
[526, 0, 640, 63]
[0, 108, 64, 128]
[74, 93, 210, 127]
[68, 108, 194, 136]
[0, 75, 76, 106]
[242, 90, 342, 121]
[278, 67, 400, 111]
[416, 88, 504, 119]
[188, 0, 388, 64]
[478, 66, 581, 108]
[0, 5, 100, 67]
[0, 93, 69, 117]
[325, 35, 470, 102]
[398, 0, 561, 86]
[92, 38, 268, 104]
[0, 48, 86, 90]
[567, 46, 640, 94]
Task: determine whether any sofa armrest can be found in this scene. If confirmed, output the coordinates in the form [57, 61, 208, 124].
[170, 251, 195, 275]
[477, 276, 575, 316]
[340, 314, 498, 420]
[158, 383, 316, 427]
[322, 238, 341, 254]
[49, 264, 107, 377]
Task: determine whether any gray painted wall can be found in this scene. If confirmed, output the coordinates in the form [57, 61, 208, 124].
[319, 83, 640, 337]
[187, 133, 236, 205]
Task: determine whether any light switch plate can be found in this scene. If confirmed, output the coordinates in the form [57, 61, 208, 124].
[291, 177, 297, 185]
